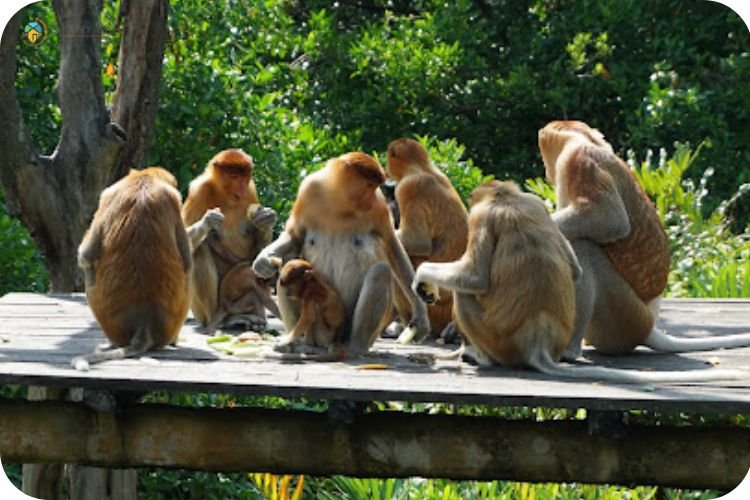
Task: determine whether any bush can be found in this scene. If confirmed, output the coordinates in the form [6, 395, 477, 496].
[630, 144, 750, 298]
[0, 192, 49, 295]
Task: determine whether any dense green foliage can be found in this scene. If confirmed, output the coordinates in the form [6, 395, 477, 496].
[12, 0, 750, 215]
[0, 193, 49, 295]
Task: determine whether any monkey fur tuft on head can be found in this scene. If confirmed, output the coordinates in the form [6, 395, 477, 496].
[210, 149, 254, 176]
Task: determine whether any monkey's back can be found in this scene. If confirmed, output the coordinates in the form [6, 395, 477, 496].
[459, 201, 575, 365]
[395, 173, 468, 263]
[395, 173, 468, 333]
[88, 179, 189, 347]
[603, 158, 670, 302]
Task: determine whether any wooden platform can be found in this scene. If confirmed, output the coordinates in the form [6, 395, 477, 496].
[0, 293, 749, 413]
[1, 293, 749, 490]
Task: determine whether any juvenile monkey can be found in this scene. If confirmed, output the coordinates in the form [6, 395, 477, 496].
[274, 259, 345, 352]
[253, 152, 430, 359]
[385, 138, 469, 340]
[538, 120, 750, 359]
[73, 167, 191, 370]
[183, 149, 277, 332]
[203, 262, 281, 334]
[413, 180, 742, 382]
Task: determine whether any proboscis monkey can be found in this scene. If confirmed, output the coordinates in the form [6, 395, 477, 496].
[539, 120, 750, 360]
[384, 138, 469, 342]
[253, 152, 430, 359]
[73, 167, 191, 370]
[273, 259, 345, 352]
[203, 262, 281, 334]
[182, 149, 277, 332]
[413, 180, 743, 382]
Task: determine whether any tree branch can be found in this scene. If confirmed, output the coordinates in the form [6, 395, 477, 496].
[111, 0, 168, 178]
[0, 11, 44, 216]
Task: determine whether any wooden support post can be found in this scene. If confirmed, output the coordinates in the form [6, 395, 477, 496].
[22, 387, 64, 500]
[20, 389, 137, 500]
[2, 398, 748, 491]
[587, 410, 627, 438]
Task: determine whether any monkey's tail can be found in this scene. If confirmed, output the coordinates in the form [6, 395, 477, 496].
[71, 326, 155, 371]
[644, 328, 750, 352]
[527, 347, 744, 384]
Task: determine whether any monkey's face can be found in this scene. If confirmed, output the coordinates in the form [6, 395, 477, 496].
[386, 138, 428, 181]
[216, 166, 251, 207]
[352, 176, 382, 211]
[211, 149, 254, 208]
[386, 147, 406, 182]
[339, 153, 385, 212]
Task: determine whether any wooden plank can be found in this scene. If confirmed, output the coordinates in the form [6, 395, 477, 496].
[0, 294, 749, 413]
[1, 398, 747, 490]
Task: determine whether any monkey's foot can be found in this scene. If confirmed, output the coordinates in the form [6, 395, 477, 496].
[439, 322, 461, 344]
[382, 321, 405, 339]
[273, 335, 301, 353]
[273, 340, 328, 355]
[222, 314, 267, 332]
[94, 342, 117, 353]
[461, 345, 493, 367]
[71, 356, 90, 372]
[560, 344, 583, 362]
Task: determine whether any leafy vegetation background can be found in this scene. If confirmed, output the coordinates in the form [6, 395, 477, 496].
[2, 0, 750, 497]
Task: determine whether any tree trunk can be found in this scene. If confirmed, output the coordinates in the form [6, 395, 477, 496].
[0, 0, 168, 498]
[0, 0, 168, 293]
[0, 2, 125, 292]
[111, 0, 168, 179]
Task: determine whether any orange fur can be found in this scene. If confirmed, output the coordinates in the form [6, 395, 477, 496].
[386, 138, 468, 335]
[77, 167, 191, 361]
[254, 152, 430, 355]
[539, 120, 670, 352]
[416, 181, 577, 366]
[278, 259, 345, 347]
[182, 149, 274, 327]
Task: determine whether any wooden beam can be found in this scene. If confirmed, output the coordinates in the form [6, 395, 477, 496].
[1, 399, 748, 491]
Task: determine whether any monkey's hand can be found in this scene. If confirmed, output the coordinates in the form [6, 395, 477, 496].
[202, 207, 225, 233]
[253, 252, 283, 279]
[250, 206, 277, 231]
[187, 208, 225, 249]
[414, 281, 440, 305]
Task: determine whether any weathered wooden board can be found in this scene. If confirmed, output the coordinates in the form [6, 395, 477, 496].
[2, 398, 748, 490]
[1, 293, 749, 413]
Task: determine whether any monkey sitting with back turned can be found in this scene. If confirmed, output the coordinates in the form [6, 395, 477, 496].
[73, 167, 191, 370]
